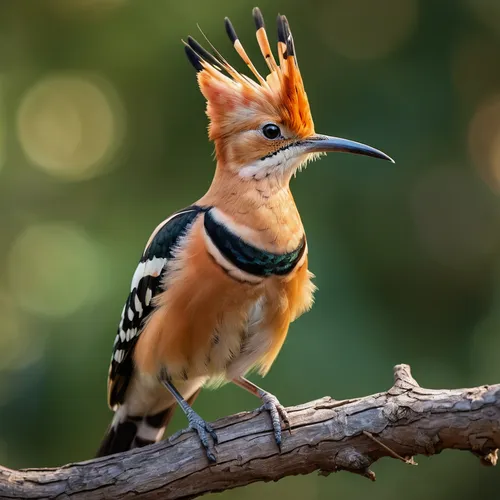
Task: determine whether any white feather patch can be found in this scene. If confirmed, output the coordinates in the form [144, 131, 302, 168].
[135, 422, 165, 442]
[238, 144, 310, 180]
[145, 288, 152, 306]
[131, 256, 165, 291]
[134, 295, 143, 316]
[113, 349, 124, 363]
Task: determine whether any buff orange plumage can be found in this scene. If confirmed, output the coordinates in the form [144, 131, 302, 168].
[97, 7, 393, 461]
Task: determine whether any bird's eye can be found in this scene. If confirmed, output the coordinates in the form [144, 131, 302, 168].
[262, 123, 281, 140]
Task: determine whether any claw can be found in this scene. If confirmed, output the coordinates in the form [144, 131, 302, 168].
[257, 391, 290, 450]
[185, 406, 218, 462]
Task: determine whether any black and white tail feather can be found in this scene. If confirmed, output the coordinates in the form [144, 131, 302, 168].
[96, 390, 201, 457]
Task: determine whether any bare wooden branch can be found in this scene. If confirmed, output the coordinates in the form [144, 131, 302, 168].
[1, 364, 499, 500]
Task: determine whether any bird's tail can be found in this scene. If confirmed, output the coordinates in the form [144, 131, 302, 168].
[96, 405, 176, 457]
[96, 388, 201, 457]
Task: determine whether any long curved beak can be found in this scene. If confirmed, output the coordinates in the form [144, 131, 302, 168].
[302, 134, 394, 163]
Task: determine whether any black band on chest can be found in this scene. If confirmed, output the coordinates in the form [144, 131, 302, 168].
[204, 209, 306, 277]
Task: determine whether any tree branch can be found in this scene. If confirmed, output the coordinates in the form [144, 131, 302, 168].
[1, 364, 499, 499]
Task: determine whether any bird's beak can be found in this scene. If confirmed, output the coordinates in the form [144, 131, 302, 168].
[302, 134, 394, 163]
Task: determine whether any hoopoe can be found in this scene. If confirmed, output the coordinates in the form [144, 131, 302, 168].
[97, 8, 393, 461]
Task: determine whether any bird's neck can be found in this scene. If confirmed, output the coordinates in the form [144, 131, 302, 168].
[198, 167, 304, 253]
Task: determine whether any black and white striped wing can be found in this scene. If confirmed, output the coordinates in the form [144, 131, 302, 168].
[107, 206, 204, 408]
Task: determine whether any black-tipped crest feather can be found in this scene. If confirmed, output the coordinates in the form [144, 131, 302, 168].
[187, 36, 222, 68]
[224, 17, 238, 44]
[196, 23, 236, 74]
[281, 15, 295, 57]
[277, 14, 288, 59]
[253, 7, 265, 30]
[277, 14, 286, 44]
[184, 45, 203, 72]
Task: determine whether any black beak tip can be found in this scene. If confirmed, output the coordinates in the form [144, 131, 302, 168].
[366, 146, 395, 164]
[362, 148, 395, 163]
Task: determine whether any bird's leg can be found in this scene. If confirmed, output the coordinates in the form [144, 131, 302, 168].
[232, 376, 290, 449]
[161, 378, 218, 462]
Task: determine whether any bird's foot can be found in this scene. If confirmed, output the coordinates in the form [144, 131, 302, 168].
[185, 406, 218, 462]
[257, 390, 291, 449]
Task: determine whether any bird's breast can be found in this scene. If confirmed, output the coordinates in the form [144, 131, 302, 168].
[205, 294, 271, 381]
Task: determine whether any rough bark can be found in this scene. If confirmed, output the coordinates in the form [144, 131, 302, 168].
[1, 364, 499, 500]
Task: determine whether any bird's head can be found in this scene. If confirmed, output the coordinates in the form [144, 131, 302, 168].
[184, 8, 393, 184]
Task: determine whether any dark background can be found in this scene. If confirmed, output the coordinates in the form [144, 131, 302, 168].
[1, 1, 500, 498]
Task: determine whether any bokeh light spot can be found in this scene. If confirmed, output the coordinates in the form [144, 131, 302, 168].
[16, 74, 125, 181]
[468, 95, 500, 192]
[320, 0, 418, 60]
[8, 223, 103, 317]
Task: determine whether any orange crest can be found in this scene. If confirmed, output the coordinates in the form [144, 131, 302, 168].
[184, 8, 315, 142]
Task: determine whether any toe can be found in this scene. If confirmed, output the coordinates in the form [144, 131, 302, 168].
[195, 425, 210, 448]
[204, 421, 219, 444]
[277, 406, 291, 431]
[195, 427, 217, 463]
[257, 393, 290, 449]
[274, 426, 282, 447]
[186, 411, 218, 462]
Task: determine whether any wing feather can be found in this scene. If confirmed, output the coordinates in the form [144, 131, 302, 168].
[107, 206, 205, 408]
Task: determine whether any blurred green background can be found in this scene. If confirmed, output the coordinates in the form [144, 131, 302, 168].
[1, 0, 500, 498]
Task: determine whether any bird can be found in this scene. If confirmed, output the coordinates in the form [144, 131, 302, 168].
[96, 7, 393, 461]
